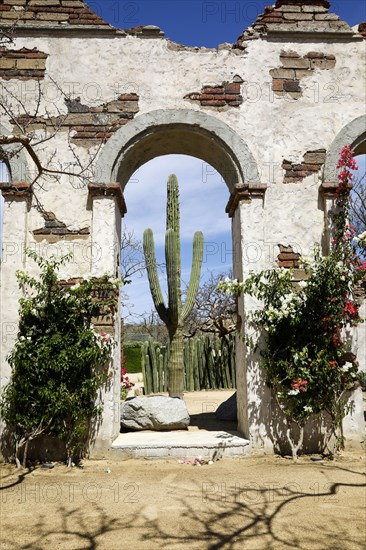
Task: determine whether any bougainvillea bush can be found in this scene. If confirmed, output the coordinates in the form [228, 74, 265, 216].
[219, 146, 365, 459]
[0, 250, 119, 468]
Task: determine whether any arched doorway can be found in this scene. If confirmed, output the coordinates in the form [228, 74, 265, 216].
[91, 110, 262, 449]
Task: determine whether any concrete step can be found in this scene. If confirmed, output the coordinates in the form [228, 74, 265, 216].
[111, 430, 250, 459]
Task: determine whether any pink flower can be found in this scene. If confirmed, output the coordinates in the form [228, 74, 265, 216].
[291, 378, 308, 392]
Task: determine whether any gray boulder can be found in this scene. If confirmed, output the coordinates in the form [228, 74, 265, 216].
[120, 396, 190, 431]
[215, 392, 237, 421]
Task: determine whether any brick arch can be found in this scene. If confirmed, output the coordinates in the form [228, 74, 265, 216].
[323, 115, 366, 185]
[95, 109, 261, 193]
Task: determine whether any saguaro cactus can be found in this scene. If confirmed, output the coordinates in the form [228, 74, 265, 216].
[143, 174, 204, 398]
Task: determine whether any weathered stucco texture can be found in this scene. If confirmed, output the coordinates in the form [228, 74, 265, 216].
[0, 0, 365, 455]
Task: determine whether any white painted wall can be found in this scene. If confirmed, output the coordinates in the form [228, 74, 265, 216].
[1, 28, 365, 454]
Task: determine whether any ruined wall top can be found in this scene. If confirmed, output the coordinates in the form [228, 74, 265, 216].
[0, 0, 364, 43]
[0, 0, 113, 31]
[235, 0, 357, 46]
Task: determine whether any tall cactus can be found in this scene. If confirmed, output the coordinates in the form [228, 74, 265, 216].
[143, 174, 204, 398]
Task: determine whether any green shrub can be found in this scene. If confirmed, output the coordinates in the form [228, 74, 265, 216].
[0, 250, 118, 467]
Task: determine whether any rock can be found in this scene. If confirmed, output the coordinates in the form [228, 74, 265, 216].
[120, 396, 190, 431]
[215, 393, 237, 421]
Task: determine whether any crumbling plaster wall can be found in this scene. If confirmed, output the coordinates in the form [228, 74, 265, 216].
[1, 0, 365, 454]
[6, 31, 365, 251]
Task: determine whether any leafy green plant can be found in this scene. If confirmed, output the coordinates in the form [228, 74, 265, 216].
[219, 146, 365, 459]
[0, 250, 118, 468]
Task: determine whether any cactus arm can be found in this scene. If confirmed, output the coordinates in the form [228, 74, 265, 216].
[165, 228, 180, 325]
[143, 228, 168, 324]
[182, 230, 204, 321]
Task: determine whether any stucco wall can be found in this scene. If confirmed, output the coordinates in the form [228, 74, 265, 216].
[1, 0, 365, 454]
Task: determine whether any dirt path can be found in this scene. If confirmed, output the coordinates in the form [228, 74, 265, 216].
[1, 452, 365, 550]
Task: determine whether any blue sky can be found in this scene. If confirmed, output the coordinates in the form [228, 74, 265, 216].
[86, 1, 366, 47]
[1, 1, 365, 320]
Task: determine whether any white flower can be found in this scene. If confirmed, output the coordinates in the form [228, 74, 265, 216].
[341, 362, 353, 372]
[288, 389, 300, 396]
[303, 405, 313, 413]
[298, 280, 307, 289]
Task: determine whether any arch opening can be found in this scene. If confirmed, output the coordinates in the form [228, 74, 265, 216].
[121, 153, 233, 322]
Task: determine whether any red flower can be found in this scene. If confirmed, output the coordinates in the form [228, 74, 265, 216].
[329, 361, 337, 369]
[344, 300, 359, 320]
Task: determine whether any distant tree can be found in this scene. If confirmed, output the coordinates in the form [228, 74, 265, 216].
[183, 270, 237, 338]
[350, 171, 366, 237]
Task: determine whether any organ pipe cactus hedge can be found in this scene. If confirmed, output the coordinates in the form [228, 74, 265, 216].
[143, 174, 204, 398]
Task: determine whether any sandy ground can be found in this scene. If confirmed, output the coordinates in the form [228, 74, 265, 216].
[0, 389, 365, 549]
[0, 453, 365, 550]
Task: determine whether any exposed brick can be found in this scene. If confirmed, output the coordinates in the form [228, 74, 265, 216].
[283, 12, 314, 20]
[11, 94, 140, 145]
[271, 49, 337, 100]
[201, 99, 226, 107]
[314, 13, 339, 20]
[301, 164, 321, 171]
[185, 79, 242, 109]
[270, 68, 295, 79]
[280, 260, 299, 268]
[280, 57, 310, 69]
[227, 98, 243, 106]
[303, 150, 326, 164]
[358, 22, 366, 37]
[16, 59, 46, 70]
[310, 57, 336, 70]
[274, 5, 301, 12]
[286, 170, 309, 178]
[278, 253, 301, 261]
[0, 0, 111, 27]
[201, 86, 225, 95]
[304, 52, 325, 58]
[0, 59, 16, 69]
[282, 149, 326, 183]
[280, 50, 300, 58]
[295, 69, 313, 79]
[283, 79, 301, 92]
[225, 82, 241, 94]
[272, 79, 284, 91]
[118, 93, 139, 101]
[261, 16, 285, 23]
[200, 94, 226, 101]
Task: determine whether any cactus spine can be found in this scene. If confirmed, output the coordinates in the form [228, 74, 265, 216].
[143, 174, 204, 398]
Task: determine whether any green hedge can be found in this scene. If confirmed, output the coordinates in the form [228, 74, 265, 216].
[122, 342, 143, 373]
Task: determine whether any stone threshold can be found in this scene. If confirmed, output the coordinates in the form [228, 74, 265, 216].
[111, 430, 250, 459]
